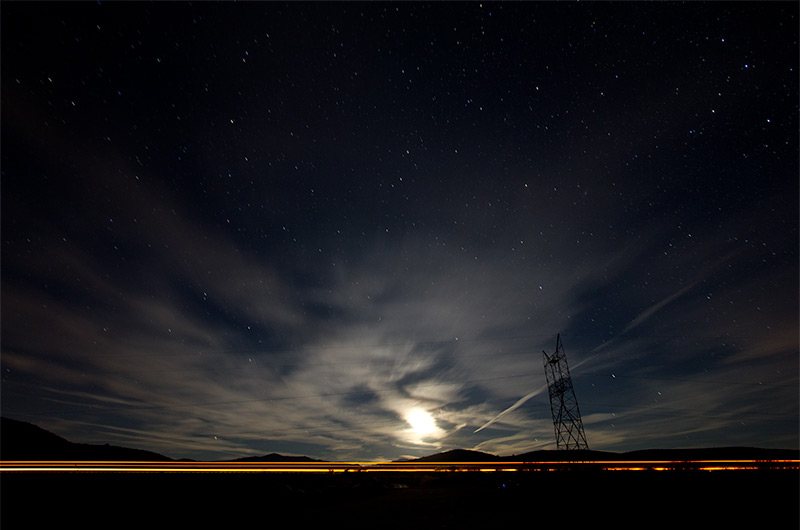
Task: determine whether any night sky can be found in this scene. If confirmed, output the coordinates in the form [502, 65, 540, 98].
[2, 2, 797, 462]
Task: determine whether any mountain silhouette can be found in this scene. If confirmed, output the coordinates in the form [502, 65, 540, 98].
[499, 446, 799, 462]
[0, 417, 321, 462]
[406, 446, 798, 463]
[0, 417, 173, 461]
[405, 449, 501, 462]
[2, 417, 797, 463]
[229, 453, 322, 462]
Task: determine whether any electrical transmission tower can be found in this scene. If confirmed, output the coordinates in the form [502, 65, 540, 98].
[543, 334, 589, 450]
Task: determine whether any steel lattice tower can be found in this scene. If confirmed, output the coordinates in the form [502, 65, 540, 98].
[543, 334, 589, 450]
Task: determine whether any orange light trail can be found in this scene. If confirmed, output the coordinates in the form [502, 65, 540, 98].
[1, 459, 797, 473]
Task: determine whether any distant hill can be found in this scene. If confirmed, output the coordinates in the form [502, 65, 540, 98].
[503, 449, 617, 462]
[0, 417, 173, 461]
[409, 446, 799, 463]
[405, 449, 501, 462]
[616, 447, 800, 462]
[0, 417, 321, 463]
[228, 453, 322, 463]
[3, 417, 797, 463]
[504, 446, 800, 462]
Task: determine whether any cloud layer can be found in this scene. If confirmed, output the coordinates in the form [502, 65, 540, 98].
[2, 3, 797, 460]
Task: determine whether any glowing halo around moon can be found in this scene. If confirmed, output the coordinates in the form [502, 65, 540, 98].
[406, 409, 437, 437]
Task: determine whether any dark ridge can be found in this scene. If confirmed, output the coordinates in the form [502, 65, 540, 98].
[3, 417, 797, 463]
[0, 417, 172, 461]
[0, 417, 320, 463]
[508, 447, 800, 462]
[504, 449, 618, 462]
[228, 453, 323, 462]
[619, 447, 800, 462]
[406, 449, 501, 462]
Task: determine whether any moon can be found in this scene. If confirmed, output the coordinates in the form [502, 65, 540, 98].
[406, 409, 437, 436]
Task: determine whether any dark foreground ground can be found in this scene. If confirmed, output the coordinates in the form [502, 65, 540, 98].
[3, 469, 798, 528]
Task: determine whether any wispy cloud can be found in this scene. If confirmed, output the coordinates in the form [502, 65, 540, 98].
[474, 383, 549, 433]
